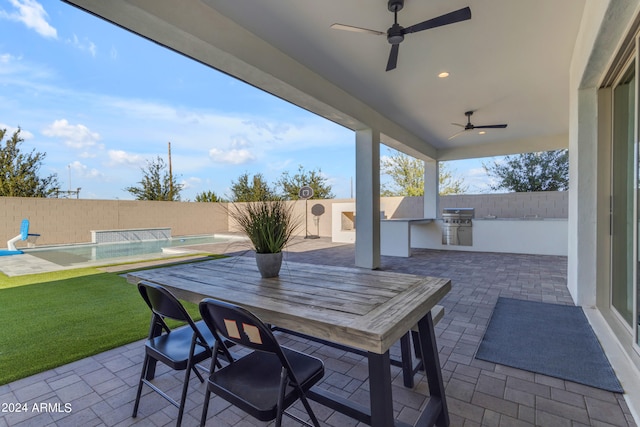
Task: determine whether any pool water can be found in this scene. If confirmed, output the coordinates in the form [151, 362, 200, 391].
[23, 235, 232, 267]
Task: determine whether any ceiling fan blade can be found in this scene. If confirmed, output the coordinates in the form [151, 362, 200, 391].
[386, 44, 400, 71]
[451, 122, 466, 128]
[330, 23, 385, 36]
[474, 124, 508, 129]
[404, 7, 472, 34]
[448, 130, 467, 140]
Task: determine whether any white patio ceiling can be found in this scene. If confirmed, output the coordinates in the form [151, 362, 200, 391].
[64, 0, 586, 161]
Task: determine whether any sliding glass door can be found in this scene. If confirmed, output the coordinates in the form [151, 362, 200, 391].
[611, 60, 636, 332]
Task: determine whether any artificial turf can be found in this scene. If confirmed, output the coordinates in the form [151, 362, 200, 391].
[0, 263, 208, 385]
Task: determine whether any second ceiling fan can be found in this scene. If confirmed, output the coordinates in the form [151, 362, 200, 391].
[449, 111, 508, 140]
[331, 0, 471, 71]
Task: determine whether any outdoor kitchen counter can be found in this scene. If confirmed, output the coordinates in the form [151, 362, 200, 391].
[380, 218, 434, 257]
[410, 217, 568, 256]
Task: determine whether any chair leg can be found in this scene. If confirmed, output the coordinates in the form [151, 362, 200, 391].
[132, 354, 150, 418]
[299, 393, 321, 427]
[192, 364, 205, 383]
[200, 388, 212, 427]
[275, 368, 287, 427]
[176, 361, 194, 427]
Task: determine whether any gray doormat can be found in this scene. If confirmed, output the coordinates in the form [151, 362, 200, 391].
[476, 297, 623, 393]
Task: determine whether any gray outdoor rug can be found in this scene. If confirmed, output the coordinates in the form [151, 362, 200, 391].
[476, 297, 623, 393]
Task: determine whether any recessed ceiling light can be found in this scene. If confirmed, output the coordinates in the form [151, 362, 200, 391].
[478, 131, 486, 135]
[438, 72, 449, 78]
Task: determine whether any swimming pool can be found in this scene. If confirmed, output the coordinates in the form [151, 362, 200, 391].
[22, 235, 236, 267]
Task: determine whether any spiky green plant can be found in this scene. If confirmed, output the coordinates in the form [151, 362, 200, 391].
[229, 199, 300, 254]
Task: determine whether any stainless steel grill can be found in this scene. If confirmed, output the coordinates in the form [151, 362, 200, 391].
[442, 208, 474, 246]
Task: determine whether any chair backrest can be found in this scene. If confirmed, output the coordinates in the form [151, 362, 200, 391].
[138, 282, 204, 340]
[199, 298, 285, 359]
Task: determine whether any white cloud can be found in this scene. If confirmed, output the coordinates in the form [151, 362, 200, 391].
[0, 0, 57, 39]
[230, 136, 250, 148]
[0, 51, 54, 82]
[67, 34, 97, 57]
[69, 160, 102, 179]
[42, 119, 101, 150]
[0, 53, 14, 64]
[467, 167, 487, 177]
[107, 150, 145, 167]
[0, 123, 34, 139]
[184, 176, 201, 188]
[103, 97, 346, 151]
[209, 148, 255, 165]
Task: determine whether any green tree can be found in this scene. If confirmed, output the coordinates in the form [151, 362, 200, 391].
[380, 149, 467, 196]
[229, 172, 276, 202]
[483, 149, 569, 192]
[439, 164, 469, 195]
[276, 165, 335, 200]
[0, 128, 59, 197]
[124, 156, 183, 201]
[194, 190, 224, 202]
[381, 150, 424, 196]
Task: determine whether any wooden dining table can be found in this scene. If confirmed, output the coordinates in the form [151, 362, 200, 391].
[127, 256, 451, 427]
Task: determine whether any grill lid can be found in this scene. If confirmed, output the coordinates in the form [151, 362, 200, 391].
[442, 208, 475, 219]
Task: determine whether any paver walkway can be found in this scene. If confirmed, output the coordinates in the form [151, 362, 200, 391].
[0, 238, 636, 426]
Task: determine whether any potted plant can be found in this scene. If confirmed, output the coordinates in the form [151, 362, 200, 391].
[228, 198, 300, 277]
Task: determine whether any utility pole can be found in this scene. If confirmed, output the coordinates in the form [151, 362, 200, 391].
[168, 142, 173, 201]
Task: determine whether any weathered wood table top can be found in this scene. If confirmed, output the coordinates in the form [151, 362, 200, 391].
[127, 256, 451, 354]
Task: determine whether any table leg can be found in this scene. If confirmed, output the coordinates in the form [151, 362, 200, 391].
[368, 351, 395, 427]
[416, 312, 449, 427]
[400, 333, 415, 388]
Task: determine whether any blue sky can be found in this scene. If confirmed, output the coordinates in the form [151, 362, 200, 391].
[0, 0, 492, 200]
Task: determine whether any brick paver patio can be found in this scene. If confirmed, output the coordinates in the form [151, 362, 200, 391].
[0, 238, 636, 426]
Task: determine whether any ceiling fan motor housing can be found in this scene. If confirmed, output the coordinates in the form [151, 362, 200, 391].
[388, 0, 404, 12]
[387, 23, 404, 44]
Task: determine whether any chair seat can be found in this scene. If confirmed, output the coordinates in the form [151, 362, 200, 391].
[208, 346, 324, 421]
[146, 320, 215, 369]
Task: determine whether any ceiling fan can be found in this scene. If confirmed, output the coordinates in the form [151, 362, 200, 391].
[330, 0, 471, 71]
[448, 111, 508, 140]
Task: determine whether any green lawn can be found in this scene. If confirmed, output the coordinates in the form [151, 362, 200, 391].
[0, 259, 215, 385]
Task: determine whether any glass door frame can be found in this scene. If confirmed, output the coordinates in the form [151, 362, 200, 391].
[609, 49, 640, 348]
[636, 36, 640, 349]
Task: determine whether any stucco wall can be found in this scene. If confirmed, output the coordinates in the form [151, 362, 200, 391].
[227, 199, 351, 239]
[0, 192, 568, 248]
[0, 197, 228, 248]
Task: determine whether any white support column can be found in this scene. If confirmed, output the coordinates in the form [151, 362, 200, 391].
[424, 159, 439, 218]
[355, 128, 381, 269]
[567, 88, 599, 307]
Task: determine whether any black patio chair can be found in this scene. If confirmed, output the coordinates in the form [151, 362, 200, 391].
[132, 281, 217, 427]
[198, 298, 325, 427]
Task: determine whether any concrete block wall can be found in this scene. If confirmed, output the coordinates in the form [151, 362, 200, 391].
[439, 192, 568, 218]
